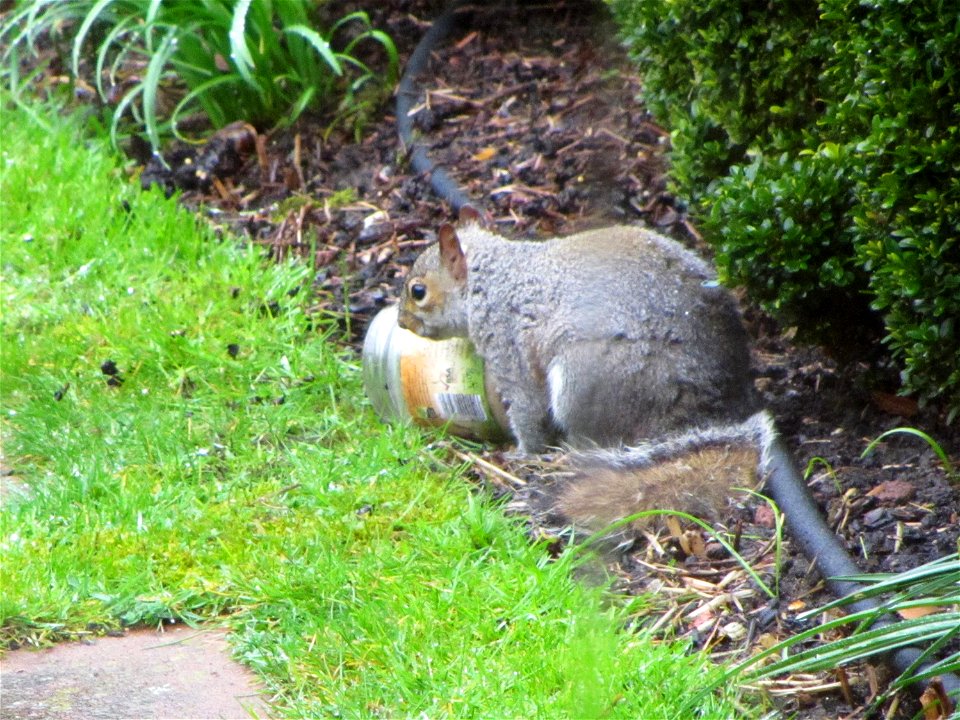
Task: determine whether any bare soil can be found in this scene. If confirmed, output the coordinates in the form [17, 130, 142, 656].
[15, 0, 960, 717]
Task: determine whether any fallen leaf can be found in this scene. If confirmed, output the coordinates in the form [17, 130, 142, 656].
[754, 504, 776, 528]
[680, 530, 707, 558]
[871, 391, 919, 417]
[689, 608, 715, 632]
[897, 605, 945, 620]
[472, 147, 497, 162]
[756, 632, 780, 650]
[866, 479, 916, 504]
[665, 515, 683, 540]
[920, 685, 946, 720]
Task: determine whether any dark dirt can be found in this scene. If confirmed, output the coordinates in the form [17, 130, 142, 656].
[15, 0, 960, 717]
[0, 624, 271, 719]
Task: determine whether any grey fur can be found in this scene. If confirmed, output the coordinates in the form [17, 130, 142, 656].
[536, 411, 779, 537]
[399, 222, 759, 454]
[569, 410, 777, 474]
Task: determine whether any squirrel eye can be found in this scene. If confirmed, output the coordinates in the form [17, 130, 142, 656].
[410, 282, 427, 302]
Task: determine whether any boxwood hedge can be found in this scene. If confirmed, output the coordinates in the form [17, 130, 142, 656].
[612, 0, 959, 419]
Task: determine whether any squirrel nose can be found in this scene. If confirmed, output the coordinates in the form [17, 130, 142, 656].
[397, 310, 415, 333]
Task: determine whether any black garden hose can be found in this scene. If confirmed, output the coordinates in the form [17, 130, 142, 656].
[396, 1, 475, 213]
[398, 2, 960, 708]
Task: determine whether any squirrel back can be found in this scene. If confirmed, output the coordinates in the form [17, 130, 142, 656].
[399, 219, 758, 455]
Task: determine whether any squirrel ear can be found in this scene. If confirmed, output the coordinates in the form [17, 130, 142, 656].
[458, 205, 482, 225]
[438, 224, 468, 284]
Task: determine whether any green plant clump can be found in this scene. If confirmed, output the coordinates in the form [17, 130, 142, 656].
[740, 551, 960, 715]
[1, 0, 398, 149]
[611, 0, 960, 419]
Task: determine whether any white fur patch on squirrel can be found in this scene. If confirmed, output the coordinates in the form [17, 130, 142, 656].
[546, 359, 568, 432]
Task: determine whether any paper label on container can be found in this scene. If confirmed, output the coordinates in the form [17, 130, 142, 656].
[399, 340, 493, 428]
[435, 392, 489, 423]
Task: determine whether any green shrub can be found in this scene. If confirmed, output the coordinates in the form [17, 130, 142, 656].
[825, 0, 960, 416]
[611, 0, 960, 418]
[609, 0, 827, 201]
[0, 0, 399, 150]
[708, 144, 880, 348]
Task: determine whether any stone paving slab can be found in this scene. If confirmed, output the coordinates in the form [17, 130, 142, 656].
[1, 625, 271, 719]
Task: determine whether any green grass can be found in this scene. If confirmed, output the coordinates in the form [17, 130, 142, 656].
[0, 98, 744, 718]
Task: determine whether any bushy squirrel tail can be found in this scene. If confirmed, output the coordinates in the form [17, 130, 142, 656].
[532, 411, 779, 534]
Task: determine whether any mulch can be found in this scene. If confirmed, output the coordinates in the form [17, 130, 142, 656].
[30, 0, 960, 717]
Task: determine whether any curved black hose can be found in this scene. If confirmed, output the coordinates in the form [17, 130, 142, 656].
[396, 1, 475, 213]
[766, 436, 960, 699]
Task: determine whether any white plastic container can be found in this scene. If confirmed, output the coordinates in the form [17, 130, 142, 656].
[362, 305, 510, 442]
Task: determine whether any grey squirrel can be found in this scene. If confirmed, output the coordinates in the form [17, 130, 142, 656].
[398, 208, 771, 529]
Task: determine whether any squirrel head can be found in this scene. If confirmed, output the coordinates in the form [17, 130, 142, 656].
[398, 222, 470, 339]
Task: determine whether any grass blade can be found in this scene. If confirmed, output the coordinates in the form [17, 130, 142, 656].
[228, 0, 256, 89]
[862, 427, 955, 476]
[109, 79, 143, 149]
[806, 554, 960, 617]
[170, 74, 241, 135]
[756, 615, 960, 676]
[363, 29, 400, 83]
[284, 24, 342, 76]
[140, 25, 179, 151]
[94, 14, 140, 101]
[71, 0, 117, 80]
[145, 0, 163, 25]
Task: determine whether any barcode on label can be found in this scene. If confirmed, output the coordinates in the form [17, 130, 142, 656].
[435, 393, 488, 423]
